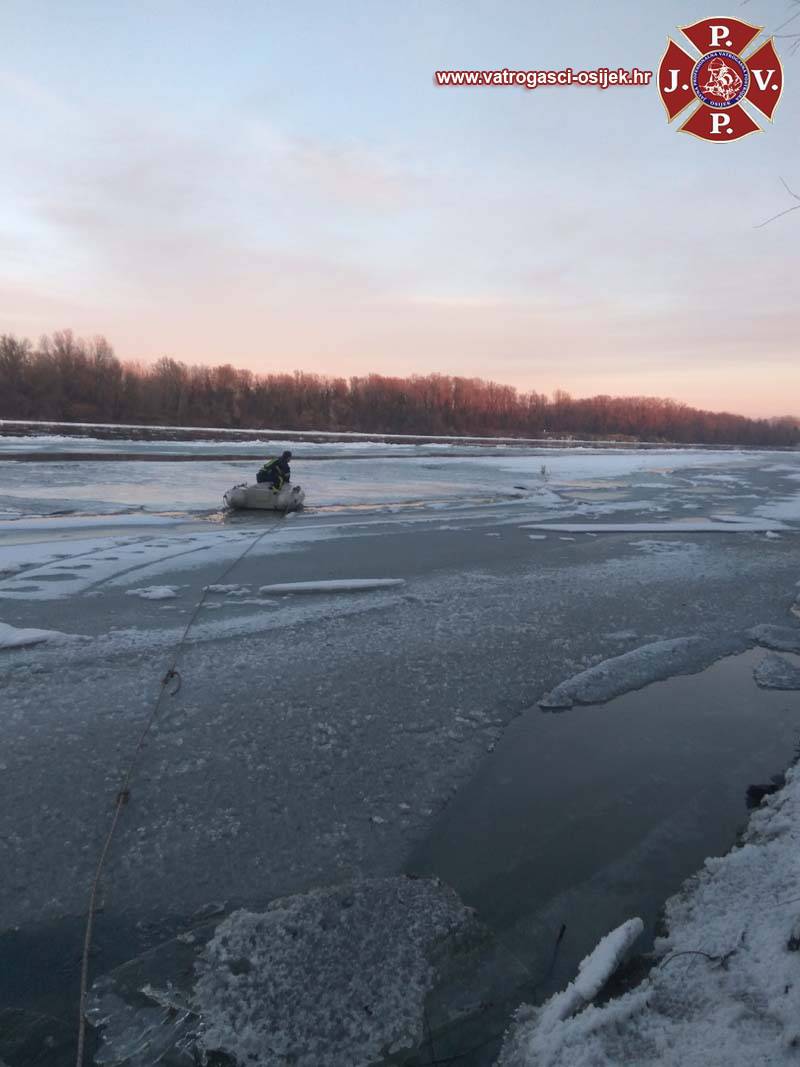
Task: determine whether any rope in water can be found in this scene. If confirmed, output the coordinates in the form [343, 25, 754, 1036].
[75, 524, 276, 1067]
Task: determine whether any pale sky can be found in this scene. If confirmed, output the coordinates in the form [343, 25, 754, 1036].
[2, 0, 799, 417]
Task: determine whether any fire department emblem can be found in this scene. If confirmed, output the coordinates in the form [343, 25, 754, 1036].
[658, 17, 783, 141]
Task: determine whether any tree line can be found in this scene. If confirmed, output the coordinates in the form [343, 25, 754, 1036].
[1, 330, 797, 446]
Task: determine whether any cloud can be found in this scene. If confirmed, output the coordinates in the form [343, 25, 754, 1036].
[15, 105, 423, 317]
[0, 70, 81, 122]
[239, 117, 419, 210]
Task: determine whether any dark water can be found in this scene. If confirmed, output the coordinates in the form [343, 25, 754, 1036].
[0, 912, 189, 1067]
[405, 649, 800, 1061]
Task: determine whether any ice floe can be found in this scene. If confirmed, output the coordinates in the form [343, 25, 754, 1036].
[539, 637, 706, 709]
[749, 624, 800, 653]
[259, 578, 406, 594]
[0, 621, 78, 649]
[124, 585, 179, 600]
[753, 653, 800, 691]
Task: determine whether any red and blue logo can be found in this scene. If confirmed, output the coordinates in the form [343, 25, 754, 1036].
[659, 17, 783, 141]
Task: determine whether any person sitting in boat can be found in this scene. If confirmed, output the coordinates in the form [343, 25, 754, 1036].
[256, 450, 292, 491]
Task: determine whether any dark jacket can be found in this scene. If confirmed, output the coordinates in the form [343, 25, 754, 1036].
[257, 456, 291, 485]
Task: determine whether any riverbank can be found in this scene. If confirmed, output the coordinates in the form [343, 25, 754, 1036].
[499, 725, 800, 1065]
[3, 418, 793, 451]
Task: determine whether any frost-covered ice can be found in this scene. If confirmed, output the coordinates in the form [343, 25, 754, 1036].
[89, 877, 476, 1067]
[539, 637, 706, 709]
[497, 764, 800, 1067]
[194, 878, 468, 1065]
[753, 653, 800, 691]
[0, 620, 78, 649]
[258, 578, 406, 594]
[124, 585, 179, 600]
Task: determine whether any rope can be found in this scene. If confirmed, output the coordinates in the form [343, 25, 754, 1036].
[423, 1004, 437, 1065]
[75, 523, 276, 1067]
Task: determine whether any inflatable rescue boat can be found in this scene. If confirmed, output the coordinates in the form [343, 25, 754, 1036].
[223, 483, 305, 512]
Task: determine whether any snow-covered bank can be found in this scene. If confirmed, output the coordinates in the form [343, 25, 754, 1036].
[499, 758, 800, 1067]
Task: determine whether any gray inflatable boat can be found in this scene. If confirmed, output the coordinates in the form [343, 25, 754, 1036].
[223, 483, 306, 512]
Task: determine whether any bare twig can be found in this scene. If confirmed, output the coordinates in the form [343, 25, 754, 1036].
[658, 946, 737, 970]
[755, 178, 800, 228]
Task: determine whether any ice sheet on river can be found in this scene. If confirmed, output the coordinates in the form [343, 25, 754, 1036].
[87, 876, 525, 1067]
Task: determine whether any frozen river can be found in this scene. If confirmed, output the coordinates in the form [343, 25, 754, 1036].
[1, 435, 799, 1065]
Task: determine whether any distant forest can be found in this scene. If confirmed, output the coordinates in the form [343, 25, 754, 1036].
[1, 331, 798, 446]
